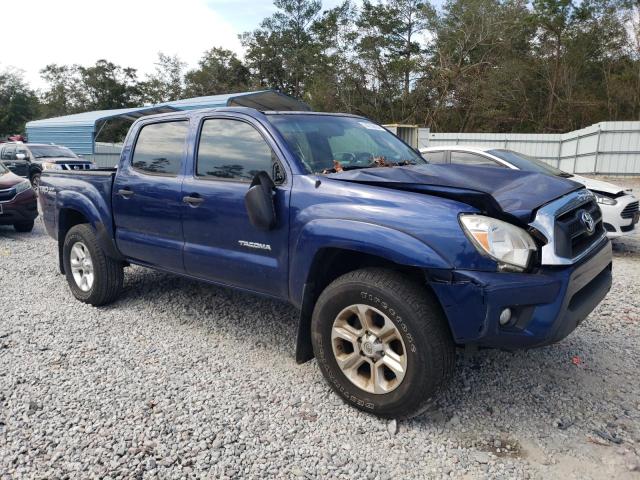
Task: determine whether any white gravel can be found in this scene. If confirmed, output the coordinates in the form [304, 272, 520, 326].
[1, 213, 639, 479]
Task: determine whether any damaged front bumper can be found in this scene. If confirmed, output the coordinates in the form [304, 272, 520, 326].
[429, 238, 612, 349]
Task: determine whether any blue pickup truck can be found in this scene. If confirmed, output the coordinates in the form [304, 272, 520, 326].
[40, 108, 612, 418]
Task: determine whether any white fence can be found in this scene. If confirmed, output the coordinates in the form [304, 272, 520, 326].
[89, 142, 123, 168]
[422, 121, 640, 176]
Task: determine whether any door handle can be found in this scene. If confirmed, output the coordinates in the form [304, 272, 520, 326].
[117, 188, 134, 198]
[183, 195, 204, 206]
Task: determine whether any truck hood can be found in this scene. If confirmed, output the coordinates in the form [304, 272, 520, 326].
[327, 164, 584, 224]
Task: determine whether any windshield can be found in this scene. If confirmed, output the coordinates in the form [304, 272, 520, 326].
[29, 145, 78, 159]
[487, 149, 572, 177]
[268, 114, 426, 174]
[0, 161, 8, 173]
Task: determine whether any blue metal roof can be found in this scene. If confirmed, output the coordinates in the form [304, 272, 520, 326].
[26, 105, 178, 155]
[25, 90, 309, 155]
[158, 90, 311, 112]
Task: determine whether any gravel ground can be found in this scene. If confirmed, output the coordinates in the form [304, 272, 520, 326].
[1, 188, 640, 479]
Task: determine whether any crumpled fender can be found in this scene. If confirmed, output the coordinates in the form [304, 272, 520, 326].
[289, 218, 451, 307]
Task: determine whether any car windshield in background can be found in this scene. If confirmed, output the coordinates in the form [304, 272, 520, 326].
[268, 114, 426, 174]
[488, 149, 572, 177]
[29, 145, 77, 159]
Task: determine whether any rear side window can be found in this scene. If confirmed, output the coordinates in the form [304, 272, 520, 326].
[132, 121, 188, 176]
[450, 151, 502, 167]
[2, 145, 15, 160]
[425, 151, 446, 164]
[196, 119, 278, 182]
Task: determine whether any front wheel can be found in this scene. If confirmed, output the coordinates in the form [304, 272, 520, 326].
[63, 224, 123, 306]
[30, 172, 41, 191]
[311, 268, 455, 419]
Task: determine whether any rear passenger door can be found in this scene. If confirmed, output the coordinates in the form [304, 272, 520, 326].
[181, 116, 291, 298]
[113, 119, 189, 272]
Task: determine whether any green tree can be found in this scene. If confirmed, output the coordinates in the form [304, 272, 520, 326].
[141, 53, 186, 103]
[242, 0, 323, 97]
[184, 47, 250, 97]
[0, 68, 39, 136]
[78, 59, 141, 110]
[39, 64, 85, 117]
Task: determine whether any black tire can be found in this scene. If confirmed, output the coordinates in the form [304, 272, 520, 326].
[311, 268, 455, 419]
[63, 224, 123, 306]
[13, 221, 34, 232]
[30, 172, 41, 191]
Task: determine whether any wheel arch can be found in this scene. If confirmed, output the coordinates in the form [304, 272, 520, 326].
[57, 206, 123, 274]
[291, 219, 452, 363]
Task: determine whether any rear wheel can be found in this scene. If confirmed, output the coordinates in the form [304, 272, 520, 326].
[311, 268, 455, 419]
[13, 221, 34, 232]
[63, 224, 123, 306]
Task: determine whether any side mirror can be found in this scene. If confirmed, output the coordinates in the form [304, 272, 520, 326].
[15, 153, 26, 161]
[245, 171, 276, 230]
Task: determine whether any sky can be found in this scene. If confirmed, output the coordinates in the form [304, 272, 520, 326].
[4, 0, 347, 90]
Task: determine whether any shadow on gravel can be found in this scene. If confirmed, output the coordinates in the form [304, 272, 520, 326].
[113, 266, 300, 357]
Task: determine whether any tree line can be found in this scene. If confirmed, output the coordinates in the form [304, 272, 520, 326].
[1, 0, 639, 138]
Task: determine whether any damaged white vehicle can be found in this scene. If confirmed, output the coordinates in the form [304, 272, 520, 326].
[420, 146, 639, 238]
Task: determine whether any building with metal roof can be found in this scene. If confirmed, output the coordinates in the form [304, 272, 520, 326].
[25, 90, 310, 163]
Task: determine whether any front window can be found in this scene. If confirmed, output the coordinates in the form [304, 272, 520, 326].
[196, 119, 282, 183]
[0, 161, 8, 173]
[268, 114, 425, 174]
[488, 149, 572, 177]
[29, 145, 78, 159]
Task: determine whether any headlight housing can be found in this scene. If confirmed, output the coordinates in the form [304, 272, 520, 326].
[41, 162, 63, 171]
[459, 214, 537, 272]
[593, 191, 616, 206]
[15, 180, 32, 194]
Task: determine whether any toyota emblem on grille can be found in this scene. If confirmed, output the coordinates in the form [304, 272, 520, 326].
[580, 210, 595, 234]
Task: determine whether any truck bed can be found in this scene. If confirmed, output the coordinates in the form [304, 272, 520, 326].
[40, 169, 116, 242]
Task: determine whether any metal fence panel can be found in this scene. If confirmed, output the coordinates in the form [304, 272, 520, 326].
[425, 121, 640, 175]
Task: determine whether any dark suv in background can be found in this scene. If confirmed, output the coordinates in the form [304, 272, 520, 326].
[0, 142, 95, 189]
[0, 161, 38, 232]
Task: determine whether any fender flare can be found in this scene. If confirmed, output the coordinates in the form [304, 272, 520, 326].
[56, 191, 123, 273]
[290, 219, 452, 363]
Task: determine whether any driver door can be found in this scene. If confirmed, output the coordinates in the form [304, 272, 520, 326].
[181, 116, 291, 298]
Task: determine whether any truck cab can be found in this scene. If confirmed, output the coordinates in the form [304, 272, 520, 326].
[39, 108, 612, 418]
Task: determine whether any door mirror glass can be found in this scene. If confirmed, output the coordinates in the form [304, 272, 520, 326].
[245, 171, 276, 230]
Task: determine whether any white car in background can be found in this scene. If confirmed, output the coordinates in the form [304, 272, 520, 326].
[420, 146, 639, 238]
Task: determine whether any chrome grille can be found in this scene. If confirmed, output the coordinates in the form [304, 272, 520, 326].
[60, 163, 92, 171]
[530, 190, 607, 266]
[554, 200, 604, 258]
[621, 201, 638, 219]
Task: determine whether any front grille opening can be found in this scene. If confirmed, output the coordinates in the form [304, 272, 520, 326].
[0, 188, 16, 201]
[621, 201, 639, 219]
[554, 199, 604, 258]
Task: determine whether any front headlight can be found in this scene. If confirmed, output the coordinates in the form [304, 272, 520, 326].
[15, 180, 32, 194]
[459, 214, 537, 272]
[593, 192, 616, 206]
[41, 162, 63, 171]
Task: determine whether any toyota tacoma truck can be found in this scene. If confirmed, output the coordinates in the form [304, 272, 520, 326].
[39, 108, 612, 418]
